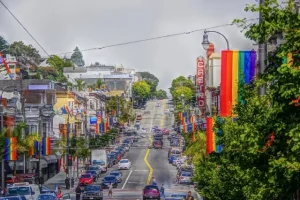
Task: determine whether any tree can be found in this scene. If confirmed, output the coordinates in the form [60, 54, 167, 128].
[71, 46, 85, 67]
[75, 79, 85, 91]
[154, 89, 168, 99]
[170, 76, 195, 94]
[194, 1, 300, 199]
[0, 35, 9, 56]
[105, 96, 135, 123]
[183, 131, 206, 164]
[137, 72, 159, 96]
[8, 41, 41, 65]
[172, 86, 193, 111]
[89, 130, 117, 149]
[132, 80, 151, 100]
[95, 78, 104, 89]
[42, 55, 72, 84]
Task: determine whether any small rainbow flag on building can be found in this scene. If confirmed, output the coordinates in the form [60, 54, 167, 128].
[42, 137, 51, 156]
[4, 137, 17, 161]
[29, 140, 39, 156]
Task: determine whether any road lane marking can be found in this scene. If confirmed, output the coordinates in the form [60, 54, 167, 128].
[121, 169, 133, 189]
[134, 169, 149, 172]
[144, 138, 153, 184]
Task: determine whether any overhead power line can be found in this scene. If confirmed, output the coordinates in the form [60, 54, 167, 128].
[56, 18, 258, 56]
[0, 0, 50, 56]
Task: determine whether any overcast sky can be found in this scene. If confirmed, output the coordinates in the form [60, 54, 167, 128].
[0, 0, 257, 91]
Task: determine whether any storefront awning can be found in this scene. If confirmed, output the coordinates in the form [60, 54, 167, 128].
[43, 155, 57, 164]
[8, 159, 47, 170]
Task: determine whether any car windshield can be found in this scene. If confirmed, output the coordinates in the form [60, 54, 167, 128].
[84, 185, 100, 191]
[144, 185, 158, 190]
[37, 195, 56, 200]
[120, 160, 128, 163]
[81, 174, 91, 178]
[8, 187, 31, 195]
[171, 194, 186, 197]
[93, 160, 104, 164]
[104, 176, 115, 181]
[110, 173, 120, 176]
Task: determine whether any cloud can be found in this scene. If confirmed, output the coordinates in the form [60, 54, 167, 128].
[0, 0, 258, 91]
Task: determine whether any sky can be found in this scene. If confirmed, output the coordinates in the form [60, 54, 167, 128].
[0, 0, 258, 91]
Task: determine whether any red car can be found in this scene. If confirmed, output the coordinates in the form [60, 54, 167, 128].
[162, 128, 170, 135]
[79, 173, 94, 186]
[142, 185, 160, 199]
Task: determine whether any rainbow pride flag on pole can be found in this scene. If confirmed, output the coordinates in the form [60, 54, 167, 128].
[220, 50, 256, 117]
[29, 140, 39, 156]
[42, 137, 51, 156]
[206, 117, 216, 154]
[4, 137, 17, 161]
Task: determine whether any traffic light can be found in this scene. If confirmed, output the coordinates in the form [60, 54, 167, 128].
[68, 155, 72, 166]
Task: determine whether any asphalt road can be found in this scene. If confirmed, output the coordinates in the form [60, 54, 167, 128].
[59, 100, 198, 199]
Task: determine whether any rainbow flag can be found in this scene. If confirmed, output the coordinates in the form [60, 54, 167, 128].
[42, 137, 51, 156]
[206, 117, 216, 154]
[29, 140, 39, 156]
[220, 50, 256, 117]
[4, 137, 17, 161]
[178, 112, 183, 122]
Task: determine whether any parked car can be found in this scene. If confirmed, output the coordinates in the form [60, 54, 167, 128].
[169, 155, 179, 164]
[118, 159, 131, 170]
[79, 174, 94, 186]
[87, 166, 101, 178]
[7, 182, 40, 200]
[107, 157, 114, 168]
[121, 143, 130, 151]
[109, 171, 123, 183]
[82, 185, 103, 200]
[108, 154, 118, 165]
[86, 170, 98, 181]
[142, 185, 160, 200]
[153, 140, 163, 149]
[36, 193, 58, 200]
[40, 186, 56, 195]
[0, 196, 26, 200]
[162, 128, 170, 135]
[179, 171, 193, 184]
[111, 151, 122, 161]
[101, 176, 118, 189]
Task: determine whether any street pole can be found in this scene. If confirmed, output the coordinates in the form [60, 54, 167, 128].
[259, 0, 267, 95]
[38, 110, 42, 185]
[0, 103, 4, 189]
[66, 113, 70, 178]
[19, 76, 26, 174]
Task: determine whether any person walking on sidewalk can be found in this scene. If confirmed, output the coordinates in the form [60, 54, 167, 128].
[160, 184, 165, 198]
[75, 185, 83, 200]
[108, 183, 113, 198]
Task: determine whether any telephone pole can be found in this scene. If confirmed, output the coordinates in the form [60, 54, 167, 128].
[259, 0, 267, 95]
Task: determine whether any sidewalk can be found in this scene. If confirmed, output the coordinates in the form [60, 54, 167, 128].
[43, 164, 85, 194]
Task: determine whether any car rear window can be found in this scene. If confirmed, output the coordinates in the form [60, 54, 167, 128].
[81, 174, 91, 178]
[110, 173, 119, 176]
[182, 173, 192, 177]
[144, 185, 159, 190]
[84, 185, 101, 191]
[8, 187, 31, 195]
[104, 176, 116, 181]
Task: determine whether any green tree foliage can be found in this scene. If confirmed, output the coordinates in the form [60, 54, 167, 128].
[133, 80, 151, 99]
[41, 55, 72, 84]
[170, 76, 195, 94]
[71, 46, 85, 67]
[76, 79, 85, 91]
[0, 35, 9, 56]
[89, 130, 117, 149]
[8, 41, 41, 65]
[195, 1, 300, 199]
[137, 72, 159, 96]
[183, 131, 206, 164]
[106, 96, 135, 123]
[154, 89, 168, 99]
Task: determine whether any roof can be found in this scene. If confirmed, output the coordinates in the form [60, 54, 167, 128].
[63, 67, 87, 73]
[209, 53, 221, 59]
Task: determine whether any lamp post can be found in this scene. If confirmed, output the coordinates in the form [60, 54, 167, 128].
[201, 30, 230, 51]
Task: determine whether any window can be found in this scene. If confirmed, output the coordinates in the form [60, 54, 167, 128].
[89, 100, 94, 109]
[68, 101, 74, 108]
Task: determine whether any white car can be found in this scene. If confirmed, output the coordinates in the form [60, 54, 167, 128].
[118, 159, 131, 170]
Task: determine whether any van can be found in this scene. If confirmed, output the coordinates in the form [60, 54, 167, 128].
[7, 182, 40, 200]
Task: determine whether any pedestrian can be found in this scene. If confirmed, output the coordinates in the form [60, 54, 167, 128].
[57, 190, 63, 199]
[151, 177, 157, 186]
[108, 183, 113, 198]
[160, 184, 165, 198]
[176, 172, 180, 184]
[75, 185, 82, 200]
[186, 191, 194, 200]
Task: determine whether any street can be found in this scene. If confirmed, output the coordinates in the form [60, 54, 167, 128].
[46, 99, 196, 199]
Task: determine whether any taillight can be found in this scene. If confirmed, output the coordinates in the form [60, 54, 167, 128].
[180, 177, 184, 179]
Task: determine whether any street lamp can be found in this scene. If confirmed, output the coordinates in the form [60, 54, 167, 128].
[201, 30, 230, 51]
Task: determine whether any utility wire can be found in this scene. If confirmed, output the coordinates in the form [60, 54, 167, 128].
[0, 0, 50, 57]
[56, 18, 258, 56]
